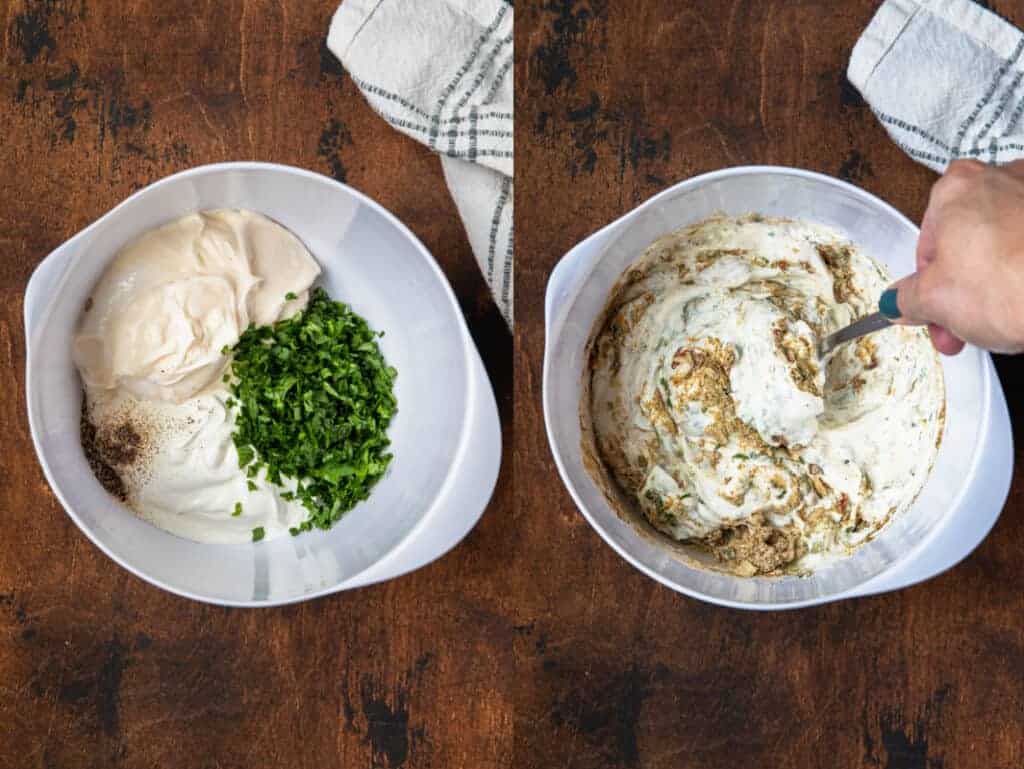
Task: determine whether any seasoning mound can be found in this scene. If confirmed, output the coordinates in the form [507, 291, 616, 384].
[80, 408, 129, 502]
[583, 214, 945, 576]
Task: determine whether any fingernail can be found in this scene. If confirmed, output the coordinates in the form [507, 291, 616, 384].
[879, 288, 901, 319]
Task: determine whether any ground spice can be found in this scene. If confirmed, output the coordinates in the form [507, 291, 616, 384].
[98, 423, 142, 466]
[79, 398, 143, 502]
[81, 413, 126, 501]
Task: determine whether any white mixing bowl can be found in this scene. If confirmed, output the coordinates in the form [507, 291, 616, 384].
[544, 166, 1013, 610]
[26, 162, 501, 607]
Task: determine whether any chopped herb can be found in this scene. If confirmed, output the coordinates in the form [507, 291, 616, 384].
[221, 345, 231, 356]
[681, 493, 692, 499]
[247, 480, 258, 492]
[644, 489, 665, 513]
[251, 526, 265, 542]
[285, 291, 297, 301]
[226, 288, 397, 534]
[733, 453, 749, 460]
[232, 501, 242, 517]
[237, 444, 255, 469]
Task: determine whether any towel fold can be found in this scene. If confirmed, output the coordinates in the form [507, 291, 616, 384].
[849, 0, 1024, 173]
[328, 0, 514, 325]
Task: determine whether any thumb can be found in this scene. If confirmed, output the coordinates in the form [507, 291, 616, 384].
[879, 272, 965, 355]
[879, 271, 938, 326]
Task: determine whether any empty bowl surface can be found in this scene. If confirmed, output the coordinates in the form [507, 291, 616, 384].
[544, 166, 1013, 609]
[26, 162, 501, 606]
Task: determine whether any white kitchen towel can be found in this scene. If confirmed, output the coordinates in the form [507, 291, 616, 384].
[327, 0, 513, 325]
[849, 0, 1024, 172]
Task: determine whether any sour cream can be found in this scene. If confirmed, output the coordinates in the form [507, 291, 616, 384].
[585, 214, 944, 576]
[73, 210, 320, 543]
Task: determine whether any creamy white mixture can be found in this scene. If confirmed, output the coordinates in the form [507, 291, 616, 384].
[73, 209, 321, 543]
[585, 214, 944, 575]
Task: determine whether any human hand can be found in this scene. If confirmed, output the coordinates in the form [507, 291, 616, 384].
[879, 159, 1024, 355]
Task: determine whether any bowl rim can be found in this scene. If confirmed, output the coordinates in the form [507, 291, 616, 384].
[25, 160, 497, 607]
[543, 164, 1004, 610]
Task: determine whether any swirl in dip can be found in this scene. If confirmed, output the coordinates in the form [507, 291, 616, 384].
[584, 214, 945, 576]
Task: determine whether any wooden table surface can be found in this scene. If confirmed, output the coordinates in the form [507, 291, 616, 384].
[516, 1, 1024, 768]
[2, 0, 1024, 767]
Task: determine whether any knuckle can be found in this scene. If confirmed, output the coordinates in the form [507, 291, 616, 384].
[931, 176, 956, 201]
[947, 159, 986, 177]
[936, 160, 985, 197]
[933, 177, 964, 204]
[1001, 158, 1024, 180]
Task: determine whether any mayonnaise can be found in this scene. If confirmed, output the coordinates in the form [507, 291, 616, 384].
[73, 209, 320, 403]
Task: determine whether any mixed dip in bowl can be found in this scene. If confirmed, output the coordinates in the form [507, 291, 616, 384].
[582, 213, 944, 577]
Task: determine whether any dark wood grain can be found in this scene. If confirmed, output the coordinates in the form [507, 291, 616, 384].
[515, 2, 1024, 768]
[0, 2, 512, 768]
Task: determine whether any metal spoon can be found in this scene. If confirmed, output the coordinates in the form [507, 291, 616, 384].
[818, 311, 892, 359]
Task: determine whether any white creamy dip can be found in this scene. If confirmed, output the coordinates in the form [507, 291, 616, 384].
[585, 214, 944, 576]
[73, 209, 321, 543]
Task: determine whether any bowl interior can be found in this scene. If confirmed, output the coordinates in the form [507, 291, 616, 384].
[27, 165, 471, 605]
[547, 168, 990, 607]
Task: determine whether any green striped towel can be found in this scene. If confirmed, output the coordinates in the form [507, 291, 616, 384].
[849, 0, 1024, 171]
[328, 0, 513, 326]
